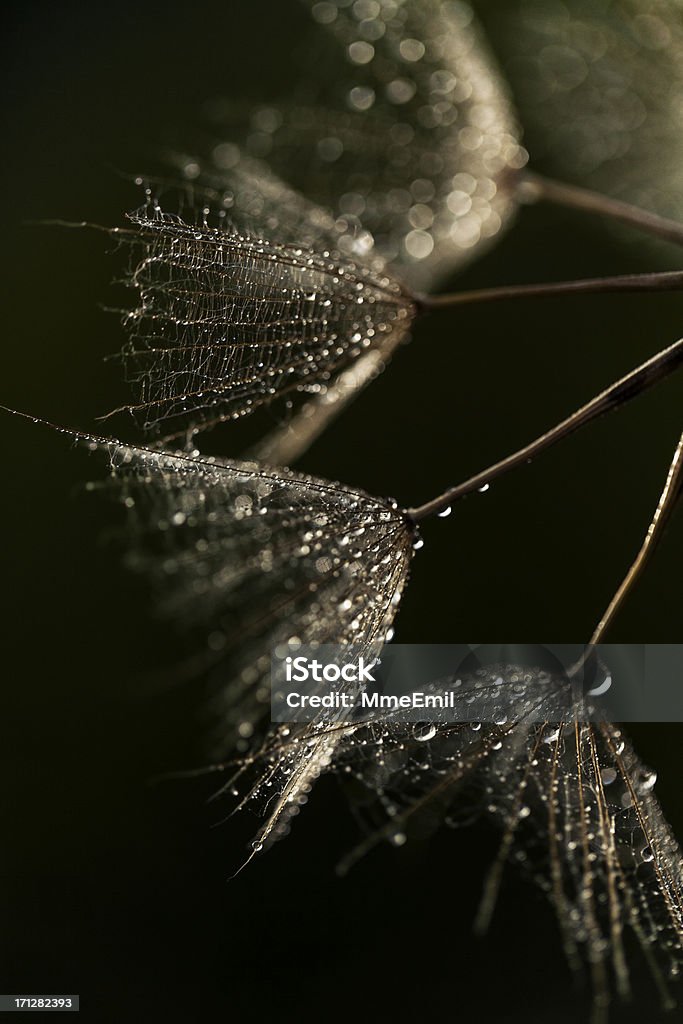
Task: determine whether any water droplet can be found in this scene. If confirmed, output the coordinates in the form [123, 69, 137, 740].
[405, 229, 434, 260]
[348, 86, 375, 111]
[348, 40, 375, 65]
[415, 724, 437, 742]
[399, 37, 425, 62]
[638, 769, 657, 793]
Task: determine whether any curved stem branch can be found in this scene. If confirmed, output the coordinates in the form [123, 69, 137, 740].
[418, 270, 683, 310]
[589, 432, 683, 645]
[407, 338, 683, 522]
[520, 172, 683, 248]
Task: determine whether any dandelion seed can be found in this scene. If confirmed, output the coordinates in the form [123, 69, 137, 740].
[328, 662, 683, 1013]
[111, 0, 524, 456]
[116, 206, 415, 439]
[250, 0, 526, 289]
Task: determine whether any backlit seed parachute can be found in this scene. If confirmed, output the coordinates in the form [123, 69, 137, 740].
[113, 0, 526, 446]
[318, 664, 683, 1015]
[479, 715, 683, 1013]
[117, 204, 415, 438]
[94, 434, 416, 845]
[202, 0, 525, 290]
[95, 429, 414, 730]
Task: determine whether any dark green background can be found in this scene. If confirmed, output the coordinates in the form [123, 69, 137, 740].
[2, 1, 682, 1020]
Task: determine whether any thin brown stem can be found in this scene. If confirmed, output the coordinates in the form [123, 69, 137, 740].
[589, 432, 683, 645]
[521, 172, 683, 248]
[407, 338, 683, 522]
[418, 270, 683, 310]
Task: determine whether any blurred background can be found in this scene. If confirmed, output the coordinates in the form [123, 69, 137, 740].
[2, 1, 682, 1020]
